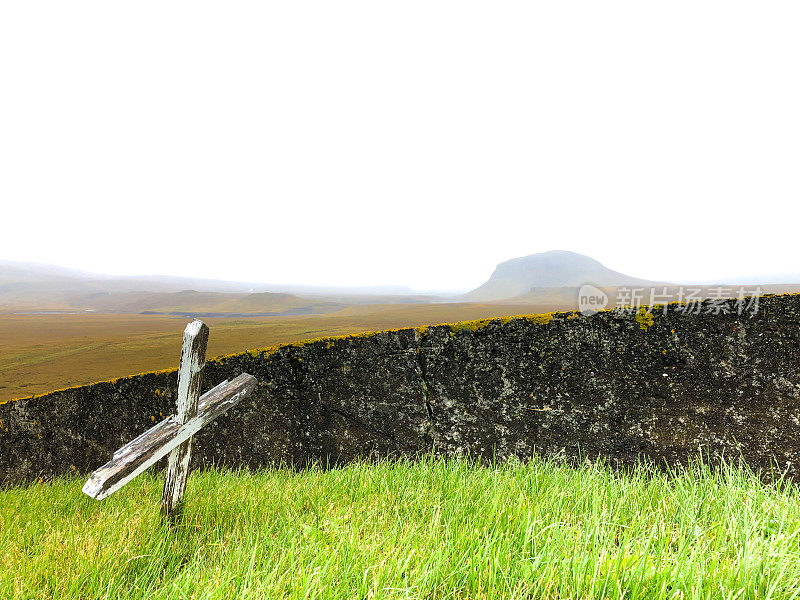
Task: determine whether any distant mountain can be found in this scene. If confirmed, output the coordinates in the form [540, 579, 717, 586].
[466, 251, 661, 302]
[0, 261, 96, 284]
[68, 290, 347, 317]
[0, 260, 434, 299]
[0, 260, 438, 314]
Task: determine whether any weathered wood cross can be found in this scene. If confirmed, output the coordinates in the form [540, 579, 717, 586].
[82, 319, 256, 520]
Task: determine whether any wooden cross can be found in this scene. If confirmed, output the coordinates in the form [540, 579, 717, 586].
[82, 319, 256, 521]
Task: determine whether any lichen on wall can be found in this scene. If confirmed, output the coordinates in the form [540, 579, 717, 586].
[1, 294, 799, 485]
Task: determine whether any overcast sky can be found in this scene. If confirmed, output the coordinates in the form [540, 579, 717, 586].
[1, 2, 798, 292]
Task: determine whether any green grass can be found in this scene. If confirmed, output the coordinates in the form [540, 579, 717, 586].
[3, 456, 800, 599]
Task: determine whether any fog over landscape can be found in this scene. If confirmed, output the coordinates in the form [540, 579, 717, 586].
[4, 3, 800, 597]
[2, 3, 799, 291]
[2, 249, 798, 316]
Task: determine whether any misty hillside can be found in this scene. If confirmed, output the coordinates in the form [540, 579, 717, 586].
[467, 251, 660, 302]
[0, 261, 433, 299]
[0, 261, 96, 284]
[0, 261, 435, 314]
[74, 290, 346, 316]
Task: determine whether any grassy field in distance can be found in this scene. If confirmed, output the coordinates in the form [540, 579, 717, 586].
[3, 456, 798, 599]
[0, 301, 565, 402]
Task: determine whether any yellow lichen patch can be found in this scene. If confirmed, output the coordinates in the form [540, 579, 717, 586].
[448, 319, 497, 334]
[524, 313, 556, 325]
[428, 310, 571, 335]
[635, 307, 655, 330]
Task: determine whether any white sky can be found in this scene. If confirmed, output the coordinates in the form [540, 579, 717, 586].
[1, 2, 798, 292]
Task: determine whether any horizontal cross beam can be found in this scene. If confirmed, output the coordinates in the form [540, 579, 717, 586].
[82, 372, 257, 501]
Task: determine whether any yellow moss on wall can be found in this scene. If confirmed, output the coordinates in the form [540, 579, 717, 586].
[635, 307, 655, 330]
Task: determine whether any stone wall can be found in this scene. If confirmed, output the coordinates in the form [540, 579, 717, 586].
[2, 294, 799, 485]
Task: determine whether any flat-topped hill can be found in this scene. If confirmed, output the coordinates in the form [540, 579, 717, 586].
[466, 250, 661, 301]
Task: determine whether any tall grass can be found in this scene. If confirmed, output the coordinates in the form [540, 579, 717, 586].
[2, 456, 800, 599]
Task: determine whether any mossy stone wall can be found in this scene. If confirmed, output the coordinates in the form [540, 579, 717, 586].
[2, 294, 799, 485]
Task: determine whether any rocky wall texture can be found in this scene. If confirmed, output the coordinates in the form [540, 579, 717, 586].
[2, 294, 799, 485]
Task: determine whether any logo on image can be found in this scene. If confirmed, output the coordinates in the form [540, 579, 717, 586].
[578, 284, 608, 316]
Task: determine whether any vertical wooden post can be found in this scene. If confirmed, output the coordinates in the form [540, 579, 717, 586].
[161, 319, 209, 521]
